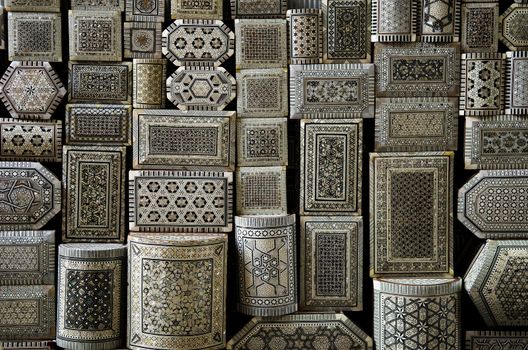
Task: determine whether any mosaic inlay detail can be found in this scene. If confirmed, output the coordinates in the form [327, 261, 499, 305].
[458, 169, 528, 239]
[128, 233, 227, 350]
[237, 118, 288, 167]
[375, 97, 458, 151]
[300, 216, 363, 311]
[370, 152, 454, 277]
[7, 12, 62, 62]
[290, 64, 375, 118]
[63, 146, 126, 242]
[461, 2, 499, 53]
[235, 19, 288, 69]
[0, 61, 66, 119]
[162, 20, 234, 67]
[129, 170, 233, 233]
[237, 68, 289, 118]
[375, 42, 460, 97]
[323, 0, 371, 63]
[0, 119, 62, 162]
[374, 278, 461, 350]
[0, 162, 60, 230]
[461, 53, 505, 116]
[236, 167, 287, 215]
[227, 313, 373, 350]
[133, 109, 235, 170]
[0, 230, 55, 285]
[65, 104, 132, 145]
[69, 62, 132, 104]
[0, 285, 56, 340]
[465, 116, 528, 170]
[68, 10, 122, 62]
[235, 215, 297, 317]
[301, 119, 362, 215]
[465, 240, 528, 327]
[167, 66, 236, 111]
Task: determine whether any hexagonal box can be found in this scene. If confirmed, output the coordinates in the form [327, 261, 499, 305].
[465, 240, 528, 327]
[0, 61, 66, 119]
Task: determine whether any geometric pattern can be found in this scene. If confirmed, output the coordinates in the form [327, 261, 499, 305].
[300, 216, 363, 311]
[374, 278, 462, 350]
[371, 0, 417, 42]
[125, 0, 165, 22]
[0, 118, 62, 162]
[230, 0, 287, 19]
[124, 22, 162, 59]
[0, 61, 66, 119]
[62, 146, 126, 243]
[460, 53, 505, 116]
[68, 62, 132, 104]
[375, 42, 461, 97]
[322, 0, 371, 63]
[68, 10, 122, 62]
[236, 68, 289, 118]
[301, 119, 362, 215]
[237, 118, 288, 167]
[370, 152, 454, 277]
[236, 166, 287, 216]
[0, 162, 61, 230]
[71, 0, 124, 10]
[465, 331, 528, 349]
[167, 66, 236, 111]
[461, 2, 499, 53]
[465, 240, 528, 327]
[128, 233, 227, 350]
[128, 170, 233, 233]
[375, 97, 458, 152]
[418, 0, 459, 42]
[0, 285, 56, 340]
[500, 3, 528, 51]
[290, 64, 375, 118]
[5, 0, 60, 11]
[506, 51, 528, 115]
[7, 12, 62, 62]
[0, 230, 55, 286]
[0, 341, 54, 349]
[464, 116, 528, 170]
[65, 104, 132, 146]
[133, 59, 166, 109]
[132, 109, 235, 170]
[287, 9, 322, 64]
[57, 244, 126, 350]
[235, 19, 288, 69]
[171, 0, 223, 20]
[458, 169, 528, 239]
[234, 215, 297, 316]
[226, 313, 373, 350]
[162, 20, 234, 67]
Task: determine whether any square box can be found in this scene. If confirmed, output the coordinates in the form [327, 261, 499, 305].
[237, 118, 288, 166]
[236, 166, 287, 215]
[8, 12, 62, 62]
[235, 19, 287, 69]
[69, 10, 122, 61]
[237, 68, 288, 118]
[124, 22, 162, 58]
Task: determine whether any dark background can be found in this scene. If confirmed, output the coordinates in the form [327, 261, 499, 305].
[0, 0, 520, 347]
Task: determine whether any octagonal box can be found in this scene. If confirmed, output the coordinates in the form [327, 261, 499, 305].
[465, 240, 528, 327]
